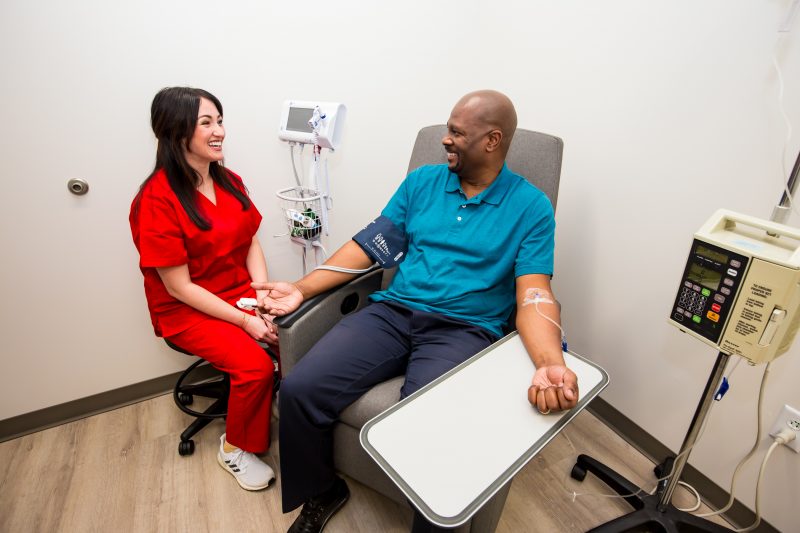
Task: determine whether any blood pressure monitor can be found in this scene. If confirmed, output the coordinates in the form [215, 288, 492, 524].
[278, 100, 346, 150]
[669, 209, 800, 364]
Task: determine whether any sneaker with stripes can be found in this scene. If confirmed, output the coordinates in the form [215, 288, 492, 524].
[216, 433, 275, 491]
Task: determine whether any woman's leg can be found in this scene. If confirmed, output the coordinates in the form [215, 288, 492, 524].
[167, 318, 274, 453]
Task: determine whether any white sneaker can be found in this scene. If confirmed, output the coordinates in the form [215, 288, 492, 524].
[216, 434, 275, 491]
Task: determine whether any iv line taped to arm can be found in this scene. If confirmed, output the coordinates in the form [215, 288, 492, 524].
[522, 287, 567, 348]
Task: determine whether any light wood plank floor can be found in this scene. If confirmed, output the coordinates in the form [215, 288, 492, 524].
[0, 394, 730, 532]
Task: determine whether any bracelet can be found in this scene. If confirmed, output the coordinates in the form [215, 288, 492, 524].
[240, 312, 250, 329]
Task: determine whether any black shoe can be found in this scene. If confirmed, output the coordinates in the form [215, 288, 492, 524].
[288, 477, 350, 533]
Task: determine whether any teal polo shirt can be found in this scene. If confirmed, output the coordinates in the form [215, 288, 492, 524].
[369, 163, 555, 336]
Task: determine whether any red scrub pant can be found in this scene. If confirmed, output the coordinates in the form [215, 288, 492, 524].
[167, 317, 275, 453]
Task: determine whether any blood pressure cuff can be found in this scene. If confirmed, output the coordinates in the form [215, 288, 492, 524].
[352, 215, 408, 268]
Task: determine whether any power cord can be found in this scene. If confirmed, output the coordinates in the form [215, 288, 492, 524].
[732, 428, 796, 532]
[692, 363, 772, 518]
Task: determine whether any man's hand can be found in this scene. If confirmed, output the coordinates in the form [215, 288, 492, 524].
[251, 281, 304, 316]
[528, 365, 579, 414]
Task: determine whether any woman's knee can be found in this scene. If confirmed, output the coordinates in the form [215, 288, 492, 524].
[229, 346, 274, 385]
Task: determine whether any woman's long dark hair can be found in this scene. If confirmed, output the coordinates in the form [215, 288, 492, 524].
[133, 87, 251, 230]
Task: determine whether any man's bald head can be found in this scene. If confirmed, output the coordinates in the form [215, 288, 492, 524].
[453, 90, 517, 155]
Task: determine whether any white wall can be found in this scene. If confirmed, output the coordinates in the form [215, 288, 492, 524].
[1, 0, 798, 530]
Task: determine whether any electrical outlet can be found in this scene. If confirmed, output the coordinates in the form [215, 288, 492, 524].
[769, 404, 800, 452]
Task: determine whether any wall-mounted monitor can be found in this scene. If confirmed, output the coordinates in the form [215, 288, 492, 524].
[278, 100, 346, 150]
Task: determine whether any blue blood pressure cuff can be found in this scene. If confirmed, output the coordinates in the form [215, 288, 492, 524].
[352, 215, 408, 268]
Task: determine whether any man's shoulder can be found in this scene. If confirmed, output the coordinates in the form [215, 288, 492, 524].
[502, 168, 552, 210]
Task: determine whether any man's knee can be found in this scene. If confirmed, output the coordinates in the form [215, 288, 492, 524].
[279, 367, 338, 425]
[279, 369, 316, 406]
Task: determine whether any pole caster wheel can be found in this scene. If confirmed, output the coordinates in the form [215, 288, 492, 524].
[571, 463, 587, 482]
[178, 393, 193, 406]
[178, 439, 195, 456]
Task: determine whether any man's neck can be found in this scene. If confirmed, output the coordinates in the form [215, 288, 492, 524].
[459, 163, 503, 199]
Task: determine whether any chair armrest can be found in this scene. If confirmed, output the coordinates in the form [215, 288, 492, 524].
[274, 268, 384, 375]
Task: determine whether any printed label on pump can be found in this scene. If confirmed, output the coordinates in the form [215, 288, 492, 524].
[720, 259, 799, 363]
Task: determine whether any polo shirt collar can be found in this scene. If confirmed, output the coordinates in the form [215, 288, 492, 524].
[445, 163, 514, 205]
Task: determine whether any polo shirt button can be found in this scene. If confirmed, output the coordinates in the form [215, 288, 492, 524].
[457, 216, 462, 221]
[461, 205, 466, 208]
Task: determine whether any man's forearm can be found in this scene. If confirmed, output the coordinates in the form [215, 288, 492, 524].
[516, 299, 565, 368]
[294, 240, 374, 299]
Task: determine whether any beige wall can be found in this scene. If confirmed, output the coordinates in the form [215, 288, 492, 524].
[1, 0, 798, 530]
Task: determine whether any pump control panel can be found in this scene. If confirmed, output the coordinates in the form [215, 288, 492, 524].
[668, 210, 800, 364]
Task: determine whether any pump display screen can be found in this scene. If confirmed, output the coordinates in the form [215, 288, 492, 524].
[696, 245, 728, 264]
[686, 262, 722, 291]
[286, 107, 314, 133]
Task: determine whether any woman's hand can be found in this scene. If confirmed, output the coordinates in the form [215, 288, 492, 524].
[242, 312, 278, 344]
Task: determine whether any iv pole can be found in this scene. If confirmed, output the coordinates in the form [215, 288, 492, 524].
[570, 149, 800, 532]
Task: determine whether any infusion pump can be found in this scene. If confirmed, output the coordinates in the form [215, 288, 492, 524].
[669, 209, 800, 364]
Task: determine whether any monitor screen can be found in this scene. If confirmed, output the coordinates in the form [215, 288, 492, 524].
[687, 262, 722, 291]
[696, 244, 728, 265]
[286, 107, 314, 133]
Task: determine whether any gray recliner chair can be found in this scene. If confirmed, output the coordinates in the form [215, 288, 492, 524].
[275, 125, 563, 532]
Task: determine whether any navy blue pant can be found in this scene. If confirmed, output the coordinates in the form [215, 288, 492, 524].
[279, 301, 498, 512]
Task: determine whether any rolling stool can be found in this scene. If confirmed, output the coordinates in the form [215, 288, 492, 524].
[167, 340, 230, 456]
[166, 340, 281, 457]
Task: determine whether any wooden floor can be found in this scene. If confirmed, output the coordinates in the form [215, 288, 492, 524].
[0, 394, 730, 533]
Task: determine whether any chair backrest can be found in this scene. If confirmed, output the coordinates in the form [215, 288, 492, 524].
[406, 125, 563, 211]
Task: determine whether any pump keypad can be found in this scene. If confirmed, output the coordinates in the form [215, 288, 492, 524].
[670, 239, 749, 343]
[678, 286, 707, 316]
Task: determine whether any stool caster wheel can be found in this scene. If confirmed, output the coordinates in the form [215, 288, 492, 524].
[571, 463, 587, 482]
[178, 393, 193, 406]
[178, 439, 195, 456]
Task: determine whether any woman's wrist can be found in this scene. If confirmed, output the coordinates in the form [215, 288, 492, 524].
[239, 312, 250, 329]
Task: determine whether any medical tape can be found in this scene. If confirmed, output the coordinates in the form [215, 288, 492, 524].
[522, 288, 554, 306]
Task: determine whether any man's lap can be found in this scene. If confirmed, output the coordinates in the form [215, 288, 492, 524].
[283, 301, 498, 416]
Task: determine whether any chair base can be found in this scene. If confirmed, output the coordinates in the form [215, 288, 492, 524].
[571, 454, 732, 533]
[177, 396, 227, 456]
[172, 357, 230, 456]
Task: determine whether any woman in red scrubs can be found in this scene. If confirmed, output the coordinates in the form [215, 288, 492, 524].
[130, 87, 276, 491]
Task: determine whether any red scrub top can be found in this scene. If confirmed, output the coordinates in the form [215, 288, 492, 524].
[130, 168, 262, 337]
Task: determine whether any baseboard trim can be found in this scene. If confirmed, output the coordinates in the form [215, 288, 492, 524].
[0, 373, 779, 532]
[0, 364, 219, 443]
[587, 398, 777, 533]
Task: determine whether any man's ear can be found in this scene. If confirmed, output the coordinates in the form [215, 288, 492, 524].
[485, 129, 503, 152]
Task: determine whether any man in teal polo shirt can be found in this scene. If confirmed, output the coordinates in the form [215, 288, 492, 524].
[255, 90, 579, 533]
